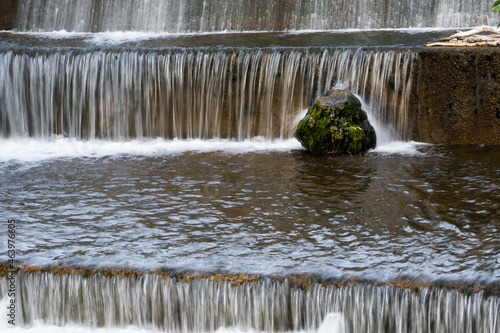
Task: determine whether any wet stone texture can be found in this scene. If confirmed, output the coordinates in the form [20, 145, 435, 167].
[295, 90, 376, 154]
[411, 48, 500, 145]
[0, 0, 17, 30]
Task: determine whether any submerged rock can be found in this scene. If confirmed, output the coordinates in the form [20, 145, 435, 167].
[295, 90, 376, 154]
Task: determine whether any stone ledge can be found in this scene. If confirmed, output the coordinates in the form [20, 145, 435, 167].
[2, 262, 499, 296]
[0, 0, 17, 30]
[411, 47, 500, 145]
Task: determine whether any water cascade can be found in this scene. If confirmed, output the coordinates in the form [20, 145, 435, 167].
[1, 1, 499, 332]
[14, 0, 498, 32]
[1, 271, 499, 332]
[0, 48, 414, 142]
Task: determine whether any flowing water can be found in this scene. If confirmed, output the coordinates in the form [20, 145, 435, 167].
[0, 36, 416, 142]
[1, 142, 500, 279]
[1, 1, 500, 332]
[13, 0, 498, 32]
[1, 270, 499, 332]
[0, 142, 500, 332]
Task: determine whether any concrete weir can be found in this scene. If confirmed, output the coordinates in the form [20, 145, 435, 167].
[0, 0, 17, 30]
[1, 264, 499, 331]
[411, 48, 500, 145]
[1, 2, 500, 145]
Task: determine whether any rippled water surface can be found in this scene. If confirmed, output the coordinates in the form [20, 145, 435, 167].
[1, 141, 499, 282]
[0, 29, 453, 51]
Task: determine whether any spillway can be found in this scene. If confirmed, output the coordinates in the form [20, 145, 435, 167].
[1, 1, 499, 332]
[13, 0, 498, 32]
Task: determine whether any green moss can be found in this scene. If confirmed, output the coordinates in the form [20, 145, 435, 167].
[343, 126, 364, 153]
[295, 90, 376, 154]
[1, 263, 498, 296]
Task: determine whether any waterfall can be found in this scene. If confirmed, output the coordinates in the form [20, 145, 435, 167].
[14, 0, 497, 32]
[0, 48, 414, 143]
[2, 1, 499, 332]
[1, 271, 499, 332]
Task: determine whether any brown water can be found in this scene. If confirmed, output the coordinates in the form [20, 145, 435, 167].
[0, 29, 499, 332]
[0, 30, 453, 49]
[1, 143, 499, 283]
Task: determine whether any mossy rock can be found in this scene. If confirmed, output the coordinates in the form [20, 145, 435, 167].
[295, 90, 376, 154]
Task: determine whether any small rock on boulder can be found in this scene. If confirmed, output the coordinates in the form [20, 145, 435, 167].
[295, 90, 376, 154]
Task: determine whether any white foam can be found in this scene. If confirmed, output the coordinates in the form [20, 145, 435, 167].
[8, 30, 172, 45]
[1, 295, 293, 333]
[82, 30, 250, 45]
[0, 136, 428, 162]
[371, 140, 430, 155]
[6, 27, 455, 44]
[7, 30, 275, 45]
[317, 313, 347, 333]
[0, 324, 280, 333]
[2, 323, 162, 333]
[0, 137, 303, 162]
[23, 29, 87, 38]
[86, 31, 163, 45]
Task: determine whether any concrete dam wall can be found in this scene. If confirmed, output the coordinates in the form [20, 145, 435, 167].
[1, 1, 500, 145]
[411, 48, 500, 145]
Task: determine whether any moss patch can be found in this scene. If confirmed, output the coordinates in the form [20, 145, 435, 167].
[1, 262, 498, 296]
[295, 90, 376, 154]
